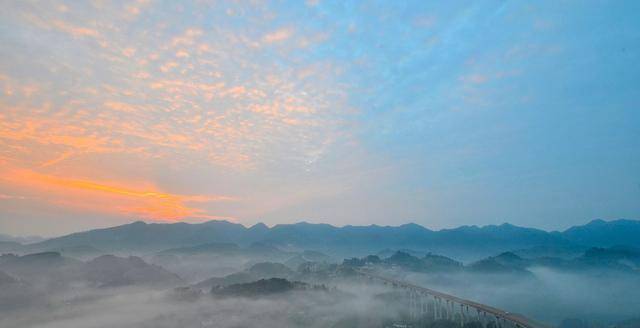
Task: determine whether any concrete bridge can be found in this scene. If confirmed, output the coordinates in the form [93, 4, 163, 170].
[357, 270, 550, 328]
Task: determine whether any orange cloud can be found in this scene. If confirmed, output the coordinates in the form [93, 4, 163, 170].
[0, 193, 27, 200]
[263, 28, 293, 44]
[176, 50, 190, 58]
[171, 28, 203, 47]
[0, 166, 236, 222]
[122, 47, 136, 57]
[104, 101, 139, 113]
[160, 61, 179, 72]
[51, 20, 100, 38]
[1, 5, 350, 174]
[40, 150, 75, 168]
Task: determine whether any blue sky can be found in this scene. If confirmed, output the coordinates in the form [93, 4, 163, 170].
[0, 0, 638, 236]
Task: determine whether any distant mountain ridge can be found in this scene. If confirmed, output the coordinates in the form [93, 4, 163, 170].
[24, 219, 640, 260]
[560, 219, 640, 247]
[0, 251, 183, 288]
[0, 233, 45, 245]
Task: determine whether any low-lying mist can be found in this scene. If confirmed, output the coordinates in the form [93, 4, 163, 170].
[0, 279, 402, 328]
[401, 267, 640, 325]
[3, 243, 640, 328]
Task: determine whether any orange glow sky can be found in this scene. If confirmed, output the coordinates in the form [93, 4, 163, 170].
[0, 0, 367, 236]
[1, 1, 639, 236]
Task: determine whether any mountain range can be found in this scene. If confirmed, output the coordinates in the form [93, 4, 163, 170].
[6, 219, 640, 261]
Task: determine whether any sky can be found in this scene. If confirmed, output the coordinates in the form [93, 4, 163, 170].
[0, 0, 639, 237]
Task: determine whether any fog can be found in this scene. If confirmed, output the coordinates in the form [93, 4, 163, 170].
[401, 267, 640, 325]
[1, 288, 386, 328]
[2, 247, 639, 328]
[147, 253, 254, 283]
[0, 259, 404, 328]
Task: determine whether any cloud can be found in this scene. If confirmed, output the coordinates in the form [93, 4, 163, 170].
[122, 0, 152, 19]
[0, 165, 236, 222]
[122, 48, 137, 58]
[0, 193, 27, 200]
[0, 0, 358, 231]
[262, 28, 294, 44]
[50, 20, 100, 38]
[104, 101, 140, 113]
[175, 50, 190, 58]
[170, 28, 203, 47]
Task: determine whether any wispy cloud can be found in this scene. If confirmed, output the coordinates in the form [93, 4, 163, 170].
[0, 165, 236, 221]
[262, 28, 294, 44]
[3, 0, 634, 235]
[0, 1, 353, 227]
[50, 20, 100, 38]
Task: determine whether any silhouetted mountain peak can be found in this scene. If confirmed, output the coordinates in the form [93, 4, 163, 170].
[495, 251, 523, 261]
[289, 221, 335, 229]
[129, 220, 147, 226]
[211, 278, 311, 297]
[491, 222, 528, 231]
[586, 219, 607, 225]
[85, 254, 183, 288]
[566, 219, 638, 231]
[562, 219, 640, 248]
[250, 222, 269, 231]
[29, 218, 640, 260]
[386, 251, 423, 267]
[395, 223, 432, 233]
[21, 251, 62, 261]
[388, 251, 416, 260]
[399, 223, 424, 229]
[201, 220, 241, 227]
[444, 222, 535, 233]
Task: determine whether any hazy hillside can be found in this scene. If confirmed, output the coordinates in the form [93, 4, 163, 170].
[28, 221, 268, 253]
[0, 252, 183, 289]
[196, 262, 294, 290]
[0, 241, 24, 254]
[560, 219, 640, 248]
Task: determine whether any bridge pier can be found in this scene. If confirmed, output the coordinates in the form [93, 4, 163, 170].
[447, 300, 455, 321]
[433, 296, 438, 321]
[444, 300, 449, 320]
[433, 297, 437, 320]
[451, 300, 456, 321]
[407, 290, 413, 319]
